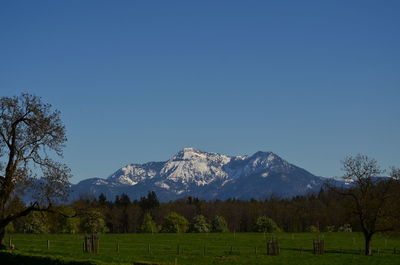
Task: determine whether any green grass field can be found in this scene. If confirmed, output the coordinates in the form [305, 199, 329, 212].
[5, 232, 400, 265]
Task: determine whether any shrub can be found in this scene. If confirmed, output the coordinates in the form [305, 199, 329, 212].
[253, 216, 281, 233]
[338, 224, 352, 232]
[211, 215, 229, 232]
[22, 212, 50, 234]
[138, 213, 158, 233]
[5, 222, 15, 234]
[308, 225, 319, 233]
[189, 215, 210, 233]
[325, 225, 335, 232]
[160, 212, 189, 233]
[80, 210, 108, 234]
[59, 217, 80, 234]
[53, 206, 80, 234]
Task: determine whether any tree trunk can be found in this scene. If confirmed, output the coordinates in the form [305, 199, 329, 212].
[0, 226, 5, 247]
[364, 233, 373, 255]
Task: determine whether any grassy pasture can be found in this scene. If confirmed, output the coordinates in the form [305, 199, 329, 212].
[5, 232, 400, 265]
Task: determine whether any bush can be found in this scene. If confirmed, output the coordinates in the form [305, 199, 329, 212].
[80, 210, 108, 234]
[59, 217, 80, 234]
[211, 215, 229, 232]
[5, 222, 15, 234]
[138, 213, 158, 233]
[189, 215, 210, 233]
[160, 212, 189, 233]
[308, 225, 319, 233]
[22, 212, 49, 234]
[325, 225, 335, 232]
[338, 224, 352, 232]
[253, 216, 281, 233]
[53, 206, 80, 234]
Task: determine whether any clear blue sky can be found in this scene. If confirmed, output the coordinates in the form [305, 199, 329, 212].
[1, 1, 399, 183]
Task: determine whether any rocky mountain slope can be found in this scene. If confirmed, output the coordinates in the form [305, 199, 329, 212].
[70, 148, 329, 201]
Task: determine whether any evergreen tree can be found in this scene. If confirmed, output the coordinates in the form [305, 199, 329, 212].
[139, 191, 160, 212]
[98, 193, 107, 205]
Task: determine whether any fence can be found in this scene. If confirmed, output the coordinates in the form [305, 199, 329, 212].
[83, 235, 99, 254]
[7, 235, 400, 258]
[313, 239, 324, 255]
[267, 239, 280, 255]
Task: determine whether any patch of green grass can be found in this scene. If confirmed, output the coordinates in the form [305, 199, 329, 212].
[5, 233, 400, 265]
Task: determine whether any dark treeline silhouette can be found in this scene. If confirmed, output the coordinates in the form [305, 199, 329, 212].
[73, 182, 400, 234]
[2, 189, 362, 234]
[6, 182, 400, 236]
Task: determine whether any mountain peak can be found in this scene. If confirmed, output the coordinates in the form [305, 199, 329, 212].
[181, 147, 200, 152]
[71, 148, 325, 202]
[179, 147, 203, 154]
[249, 151, 282, 164]
[252, 151, 276, 158]
[174, 147, 205, 160]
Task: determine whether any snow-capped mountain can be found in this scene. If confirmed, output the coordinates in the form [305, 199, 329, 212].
[70, 148, 329, 201]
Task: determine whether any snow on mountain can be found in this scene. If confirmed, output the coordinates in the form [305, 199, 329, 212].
[70, 148, 330, 201]
[160, 148, 231, 186]
[108, 162, 163, 185]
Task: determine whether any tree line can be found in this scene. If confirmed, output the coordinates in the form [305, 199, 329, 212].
[4, 184, 396, 236]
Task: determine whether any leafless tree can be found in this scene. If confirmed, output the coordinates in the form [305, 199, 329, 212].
[330, 155, 399, 255]
[0, 94, 71, 246]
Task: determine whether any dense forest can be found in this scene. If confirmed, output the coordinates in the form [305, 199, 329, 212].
[4, 187, 395, 235]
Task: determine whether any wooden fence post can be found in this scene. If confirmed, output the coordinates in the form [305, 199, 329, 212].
[267, 238, 280, 255]
[313, 239, 324, 255]
[93, 235, 99, 254]
[47, 240, 50, 250]
[83, 234, 99, 254]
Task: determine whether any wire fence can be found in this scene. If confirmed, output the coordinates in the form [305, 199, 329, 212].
[8, 235, 400, 257]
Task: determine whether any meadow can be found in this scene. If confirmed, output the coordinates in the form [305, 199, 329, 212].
[4, 232, 400, 265]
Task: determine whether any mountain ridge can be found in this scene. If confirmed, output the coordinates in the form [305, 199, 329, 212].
[70, 148, 329, 201]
